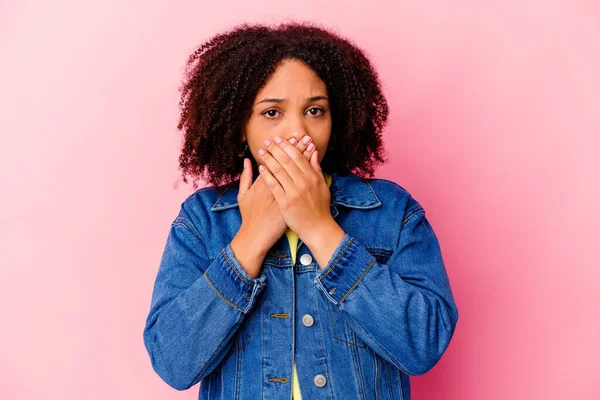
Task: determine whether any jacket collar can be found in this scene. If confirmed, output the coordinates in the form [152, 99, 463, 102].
[210, 171, 382, 218]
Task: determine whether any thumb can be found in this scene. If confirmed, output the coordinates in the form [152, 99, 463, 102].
[310, 150, 324, 178]
[239, 158, 252, 197]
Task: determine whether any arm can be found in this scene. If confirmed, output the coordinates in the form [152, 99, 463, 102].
[142, 206, 268, 390]
[313, 197, 459, 376]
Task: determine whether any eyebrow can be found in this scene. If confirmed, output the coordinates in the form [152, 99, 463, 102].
[254, 95, 329, 105]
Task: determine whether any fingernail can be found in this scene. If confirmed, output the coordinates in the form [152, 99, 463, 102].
[289, 138, 297, 145]
[258, 149, 265, 156]
[273, 136, 282, 144]
[307, 143, 315, 152]
[302, 136, 311, 144]
[264, 139, 271, 146]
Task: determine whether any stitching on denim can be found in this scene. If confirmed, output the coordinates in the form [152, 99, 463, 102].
[349, 330, 367, 399]
[327, 301, 367, 348]
[348, 315, 417, 376]
[172, 218, 204, 245]
[221, 248, 253, 287]
[339, 257, 375, 303]
[397, 368, 404, 399]
[365, 247, 393, 264]
[229, 320, 252, 352]
[234, 341, 241, 399]
[374, 352, 381, 400]
[189, 319, 236, 388]
[206, 369, 212, 399]
[211, 181, 236, 210]
[268, 377, 288, 383]
[270, 313, 289, 318]
[365, 181, 382, 204]
[312, 289, 336, 396]
[365, 247, 393, 256]
[204, 274, 243, 312]
[320, 237, 354, 281]
[387, 362, 395, 400]
[268, 253, 288, 258]
[402, 206, 424, 226]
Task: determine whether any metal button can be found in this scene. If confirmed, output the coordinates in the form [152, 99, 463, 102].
[300, 254, 312, 266]
[302, 314, 314, 327]
[313, 374, 327, 387]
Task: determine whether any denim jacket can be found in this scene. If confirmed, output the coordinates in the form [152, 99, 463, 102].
[143, 170, 459, 399]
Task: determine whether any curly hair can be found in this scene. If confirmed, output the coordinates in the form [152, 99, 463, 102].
[175, 21, 389, 190]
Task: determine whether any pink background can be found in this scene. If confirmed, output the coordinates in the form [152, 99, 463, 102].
[1, 1, 598, 399]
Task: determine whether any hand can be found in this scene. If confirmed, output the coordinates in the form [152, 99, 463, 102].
[257, 135, 333, 242]
[235, 136, 315, 254]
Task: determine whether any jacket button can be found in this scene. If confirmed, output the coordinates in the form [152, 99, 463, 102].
[300, 254, 312, 266]
[313, 374, 327, 387]
[302, 314, 314, 327]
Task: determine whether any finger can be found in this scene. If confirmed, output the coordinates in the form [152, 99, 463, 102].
[271, 135, 312, 177]
[258, 164, 285, 204]
[238, 158, 252, 197]
[305, 142, 315, 159]
[310, 149, 324, 178]
[259, 139, 296, 193]
[289, 135, 313, 159]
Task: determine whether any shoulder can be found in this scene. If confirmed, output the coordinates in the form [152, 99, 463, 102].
[364, 176, 426, 219]
[175, 180, 238, 226]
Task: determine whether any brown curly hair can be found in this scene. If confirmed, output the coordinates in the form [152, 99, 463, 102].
[175, 21, 389, 190]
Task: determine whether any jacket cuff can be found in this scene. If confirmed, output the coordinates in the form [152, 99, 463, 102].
[203, 242, 268, 314]
[313, 233, 376, 305]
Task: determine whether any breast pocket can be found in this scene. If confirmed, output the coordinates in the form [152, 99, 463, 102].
[364, 246, 393, 265]
[326, 246, 393, 349]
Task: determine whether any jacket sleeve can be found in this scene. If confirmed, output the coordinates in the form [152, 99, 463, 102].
[313, 196, 459, 376]
[143, 206, 268, 390]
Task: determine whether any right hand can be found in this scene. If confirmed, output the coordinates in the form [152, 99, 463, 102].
[237, 136, 315, 252]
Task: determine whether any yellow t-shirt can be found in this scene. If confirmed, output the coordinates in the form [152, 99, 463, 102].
[285, 172, 333, 400]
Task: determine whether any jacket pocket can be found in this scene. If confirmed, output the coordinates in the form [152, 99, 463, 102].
[364, 246, 393, 265]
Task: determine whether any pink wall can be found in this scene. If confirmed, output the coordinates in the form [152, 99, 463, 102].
[1, 1, 598, 399]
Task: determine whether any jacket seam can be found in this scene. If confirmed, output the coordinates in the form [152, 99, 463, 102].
[172, 215, 204, 245]
[338, 256, 376, 303]
[204, 274, 244, 312]
[221, 248, 254, 287]
[319, 237, 354, 281]
[349, 313, 418, 376]
[402, 206, 424, 226]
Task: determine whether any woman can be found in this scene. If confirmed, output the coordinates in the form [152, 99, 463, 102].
[143, 21, 459, 399]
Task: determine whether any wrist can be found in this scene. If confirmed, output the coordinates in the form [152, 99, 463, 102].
[230, 226, 269, 279]
[302, 220, 346, 269]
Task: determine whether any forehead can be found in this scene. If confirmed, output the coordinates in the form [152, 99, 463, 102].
[256, 59, 327, 97]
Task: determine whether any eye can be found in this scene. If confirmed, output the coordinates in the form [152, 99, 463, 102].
[306, 107, 324, 116]
[261, 108, 281, 119]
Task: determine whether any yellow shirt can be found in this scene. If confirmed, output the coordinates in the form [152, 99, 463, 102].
[285, 172, 333, 400]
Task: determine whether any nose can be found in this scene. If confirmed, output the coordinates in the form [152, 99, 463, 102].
[286, 128, 308, 143]
[287, 132, 302, 142]
[284, 112, 309, 142]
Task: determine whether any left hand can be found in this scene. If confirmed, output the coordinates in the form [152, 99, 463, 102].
[257, 135, 333, 241]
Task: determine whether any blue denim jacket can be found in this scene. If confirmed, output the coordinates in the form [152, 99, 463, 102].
[143, 171, 459, 399]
